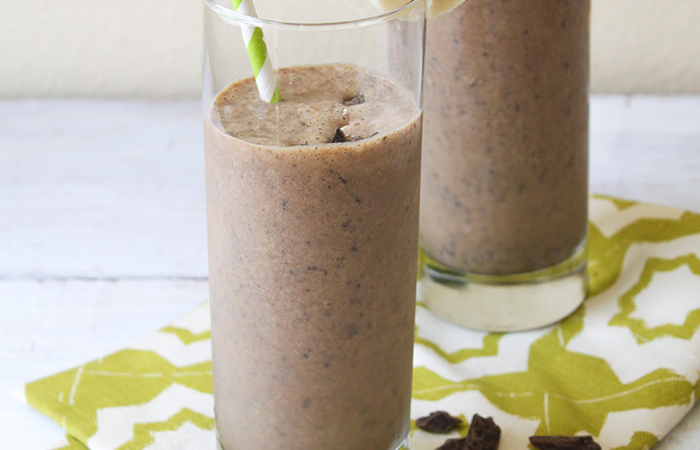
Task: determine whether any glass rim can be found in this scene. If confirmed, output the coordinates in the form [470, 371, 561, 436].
[203, 0, 424, 30]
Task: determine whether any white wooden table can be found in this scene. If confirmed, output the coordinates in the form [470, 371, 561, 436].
[1, 97, 699, 449]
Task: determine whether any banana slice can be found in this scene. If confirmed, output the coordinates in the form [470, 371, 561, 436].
[370, 0, 409, 12]
[426, 0, 464, 18]
[370, 0, 465, 18]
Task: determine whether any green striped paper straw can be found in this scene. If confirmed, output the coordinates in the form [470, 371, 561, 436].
[232, 0, 282, 103]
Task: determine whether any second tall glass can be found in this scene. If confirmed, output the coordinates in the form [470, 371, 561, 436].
[420, 0, 590, 331]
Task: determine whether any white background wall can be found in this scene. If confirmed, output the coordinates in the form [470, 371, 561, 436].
[1, 0, 699, 98]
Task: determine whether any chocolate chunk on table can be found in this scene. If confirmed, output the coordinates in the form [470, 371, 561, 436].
[437, 437, 469, 450]
[416, 411, 463, 433]
[435, 414, 501, 450]
[529, 435, 601, 450]
[464, 414, 501, 450]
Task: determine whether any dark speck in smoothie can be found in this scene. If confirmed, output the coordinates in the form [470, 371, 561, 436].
[344, 323, 359, 338]
[331, 170, 348, 185]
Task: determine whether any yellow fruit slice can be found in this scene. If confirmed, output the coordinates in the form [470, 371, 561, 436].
[371, 0, 465, 18]
[371, 0, 410, 13]
[427, 0, 465, 18]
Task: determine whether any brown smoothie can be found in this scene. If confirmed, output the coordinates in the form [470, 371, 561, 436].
[204, 64, 421, 450]
[421, 0, 589, 275]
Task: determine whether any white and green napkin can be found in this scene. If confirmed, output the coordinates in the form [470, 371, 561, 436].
[13, 195, 700, 450]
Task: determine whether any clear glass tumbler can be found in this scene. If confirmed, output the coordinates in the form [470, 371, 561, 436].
[202, 1, 425, 449]
[420, 0, 590, 331]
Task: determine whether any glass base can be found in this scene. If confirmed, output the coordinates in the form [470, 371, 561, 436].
[419, 242, 588, 332]
[217, 433, 410, 450]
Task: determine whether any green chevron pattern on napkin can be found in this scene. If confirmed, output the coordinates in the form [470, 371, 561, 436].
[12, 195, 700, 450]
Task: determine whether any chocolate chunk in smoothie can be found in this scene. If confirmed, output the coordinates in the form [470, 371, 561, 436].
[343, 94, 365, 106]
[416, 411, 463, 433]
[529, 436, 601, 450]
[331, 128, 347, 143]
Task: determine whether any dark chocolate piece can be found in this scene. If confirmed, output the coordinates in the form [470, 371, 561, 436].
[416, 411, 463, 433]
[331, 128, 346, 143]
[437, 437, 468, 450]
[529, 436, 601, 450]
[343, 94, 365, 106]
[464, 414, 501, 450]
[435, 414, 501, 450]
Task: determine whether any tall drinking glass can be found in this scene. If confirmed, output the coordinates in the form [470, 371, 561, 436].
[420, 0, 590, 331]
[202, 1, 425, 449]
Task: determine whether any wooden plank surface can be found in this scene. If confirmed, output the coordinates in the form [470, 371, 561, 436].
[1, 97, 699, 449]
[589, 96, 700, 212]
[0, 100, 208, 279]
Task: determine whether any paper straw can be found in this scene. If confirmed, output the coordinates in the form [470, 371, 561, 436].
[231, 0, 282, 103]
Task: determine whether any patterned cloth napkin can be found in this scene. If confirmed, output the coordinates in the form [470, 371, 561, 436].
[12, 195, 700, 450]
